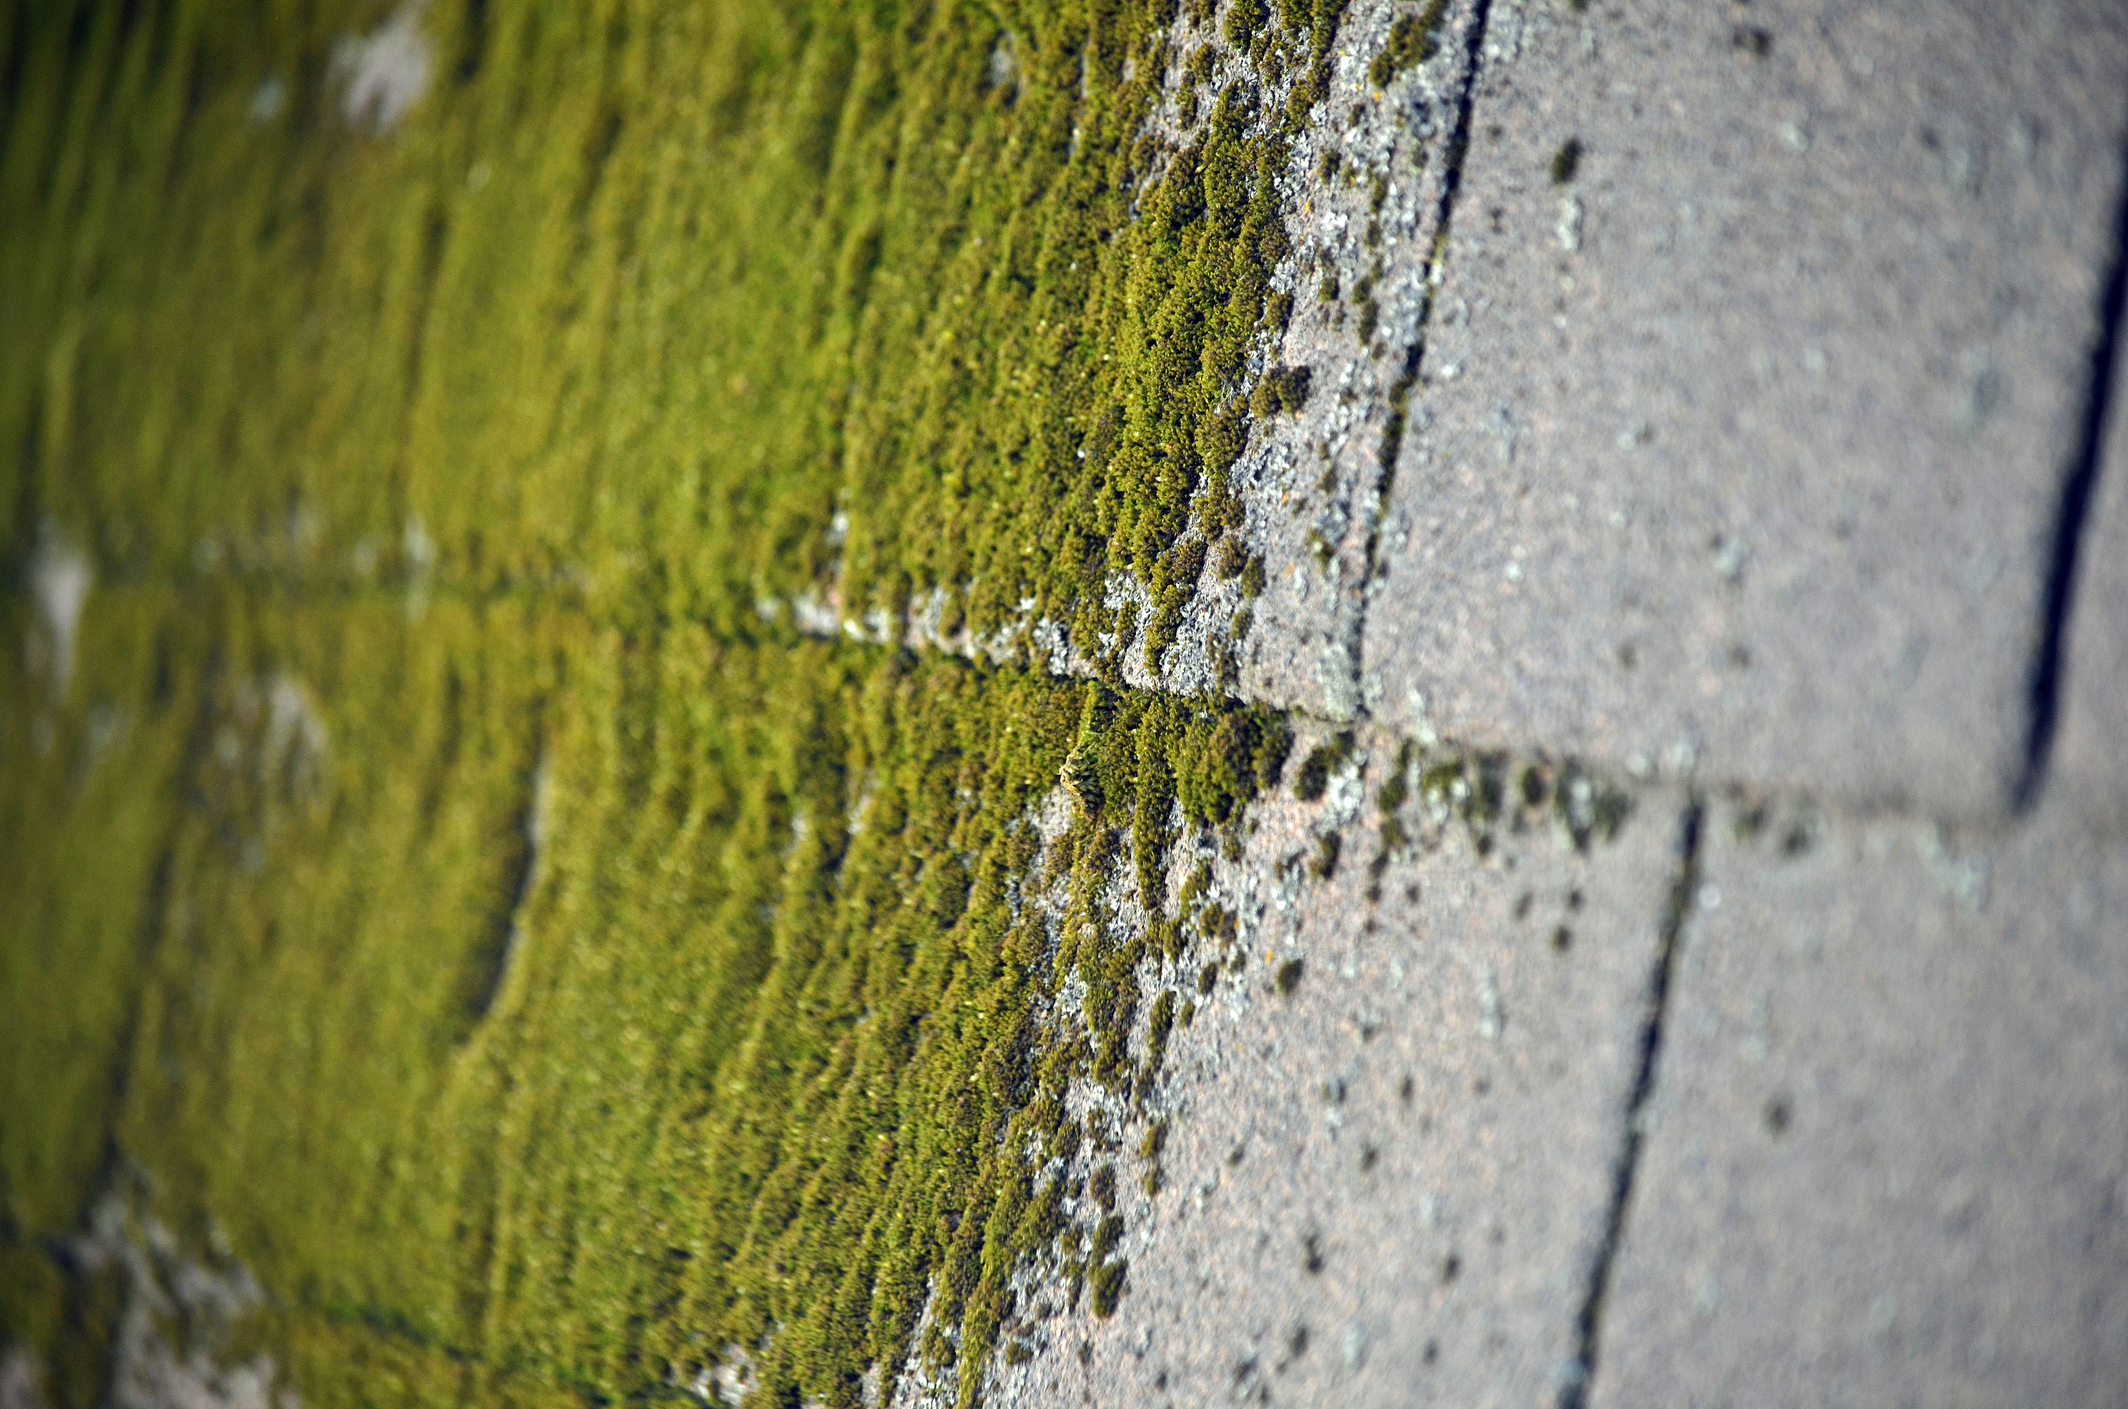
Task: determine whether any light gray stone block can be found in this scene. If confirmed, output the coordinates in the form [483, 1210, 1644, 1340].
[988, 730, 1686, 1408]
[1592, 797, 2128, 1407]
[1361, 0, 2128, 816]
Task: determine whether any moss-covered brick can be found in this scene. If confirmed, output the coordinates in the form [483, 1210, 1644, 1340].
[0, 0, 1356, 1404]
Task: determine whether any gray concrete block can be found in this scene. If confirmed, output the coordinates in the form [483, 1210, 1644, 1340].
[1361, 0, 2128, 816]
[1592, 798, 2128, 1407]
[988, 730, 1686, 1408]
[2056, 315, 2128, 830]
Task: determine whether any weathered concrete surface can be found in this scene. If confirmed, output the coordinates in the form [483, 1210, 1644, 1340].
[988, 731, 1686, 1408]
[2056, 308, 2128, 830]
[1591, 796, 2128, 1407]
[1176, 0, 1480, 717]
[1361, 0, 2128, 817]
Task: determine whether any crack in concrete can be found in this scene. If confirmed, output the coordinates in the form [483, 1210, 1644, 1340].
[1343, 0, 1497, 725]
[2015, 123, 2128, 814]
[1559, 795, 1703, 1409]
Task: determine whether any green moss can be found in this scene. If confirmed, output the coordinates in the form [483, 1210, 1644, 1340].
[1293, 730, 1355, 801]
[4, 586, 1288, 1406]
[1087, 1256, 1128, 1318]
[1274, 957, 1305, 996]
[1248, 363, 1313, 418]
[1366, 0, 1449, 89]
[1, 0, 1356, 1404]
[1550, 136, 1584, 186]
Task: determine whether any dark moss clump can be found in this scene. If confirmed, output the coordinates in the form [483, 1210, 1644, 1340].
[1248, 363, 1314, 417]
[1367, 1, 1449, 89]
[1367, 745, 1636, 862]
[1275, 957, 1306, 995]
[1549, 136, 1585, 186]
[1294, 731, 1356, 801]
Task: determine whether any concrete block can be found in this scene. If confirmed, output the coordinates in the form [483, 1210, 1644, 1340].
[1592, 797, 2128, 1407]
[989, 730, 1687, 1407]
[1360, 0, 2128, 816]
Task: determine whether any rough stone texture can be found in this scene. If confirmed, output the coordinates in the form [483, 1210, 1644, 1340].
[1591, 795, 2128, 1408]
[986, 729, 1687, 1408]
[1361, 0, 2128, 817]
[1176, 0, 1481, 717]
[2055, 310, 2128, 831]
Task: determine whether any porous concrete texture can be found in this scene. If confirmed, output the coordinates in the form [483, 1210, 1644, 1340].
[1192, 0, 1481, 718]
[1360, 0, 2128, 816]
[989, 732, 1690, 1408]
[1591, 795, 2128, 1407]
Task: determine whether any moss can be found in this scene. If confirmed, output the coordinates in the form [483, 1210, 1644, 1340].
[1087, 1257, 1128, 1318]
[1248, 363, 1313, 418]
[1378, 739, 1416, 815]
[1366, 0, 1449, 89]
[1550, 136, 1584, 186]
[1275, 957, 1305, 996]
[1294, 731, 1355, 801]
[1263, 289, 1294, 333]
[1145, 991, 1178, 1063]
[3, 589, 1289, 1407]
[1, 0, 1358, 1404]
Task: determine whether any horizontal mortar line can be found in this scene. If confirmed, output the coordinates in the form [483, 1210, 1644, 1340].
[1, 564, 591, 613]
[15, 563, 2097, 839]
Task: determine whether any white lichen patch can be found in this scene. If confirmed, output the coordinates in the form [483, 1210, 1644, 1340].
[1916, 824, 1989, 914]
[30, 523, 91, 701]
[56, 1180, 299, 1409]
[334, 2, 432, 134]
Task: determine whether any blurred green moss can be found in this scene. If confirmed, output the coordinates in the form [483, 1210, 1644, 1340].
[1, 1, 1336, 1402]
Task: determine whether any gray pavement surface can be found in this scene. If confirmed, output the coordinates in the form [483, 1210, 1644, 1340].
[1593, 795, 2128, 1407]
[987, 731, 1689, 1408]
[1359, 0, 2128, 817]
